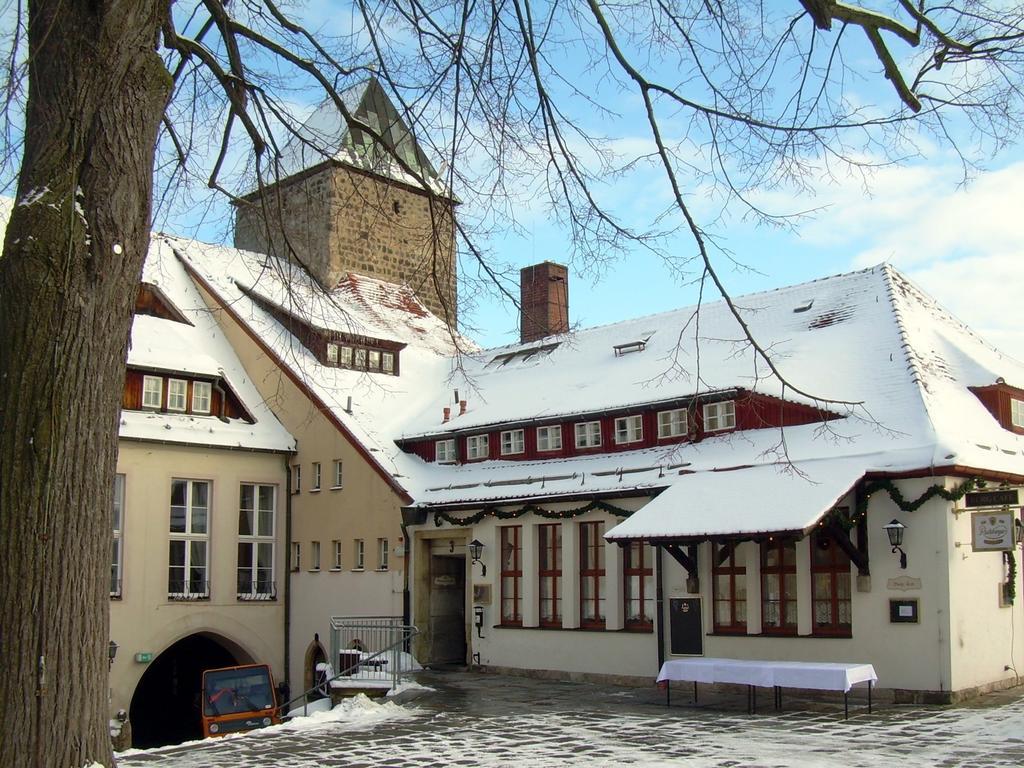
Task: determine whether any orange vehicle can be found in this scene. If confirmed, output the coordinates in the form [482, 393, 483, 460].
[201, 663, 281, 738]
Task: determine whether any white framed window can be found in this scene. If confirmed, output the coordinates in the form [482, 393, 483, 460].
[237, 483, 275, 600]
[537, 425, 563, 452]
[703, 400, 736, 432]
[575, 421, 601, 448]
[111, 474, 125, 598]
[340, 346, 353, 367]
[311, 462, 321, 491]
[291, 542, 301, 572]
[332, 539, 343, 570]
[658, 408, 688, 439]
[292, 464, 301, 493]
[378, 538, 389, 571]
[332, 459, 343, 489]
[167, 379, 188, 412]
[354, 348, 367, 368]
[614, 415, 643, 445]
[368, 350, 381, 370]
[1012, 398, 1024, 428]
[311, 540, 321, 571]
[435, 439, 456, 463]
[327, 342, 339, 363]
[354, 539, 365, 570]
[192, 381, 212, 414]
[168, 479, 210, 599]
[466, 434, 489, 460]
[142, 375, 162, 409]
[501, 429, 525, 456]
[382, 352, 395, 374]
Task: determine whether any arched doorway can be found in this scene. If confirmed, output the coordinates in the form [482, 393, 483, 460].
[129, 632, 252, 748]
[304, 636, 328, 701]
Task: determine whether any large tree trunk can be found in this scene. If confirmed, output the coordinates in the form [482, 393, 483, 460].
[0, 0, 170, 765]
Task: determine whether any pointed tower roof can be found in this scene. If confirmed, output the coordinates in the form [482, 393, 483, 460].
[257, 77, 443, 195]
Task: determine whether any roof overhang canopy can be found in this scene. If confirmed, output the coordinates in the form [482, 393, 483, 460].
[605, 458, 867, 541]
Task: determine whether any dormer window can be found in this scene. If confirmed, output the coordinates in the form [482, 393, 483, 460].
[658, 408, 687, 439]
[192, 382, 212, 414]
[501, 429, 525, 456]
[327, 343, 339, 363]
[1013, 399, 1024, 429]
[382, 352, 395, 374]
[341, 346, 353, 367]
[537, 425, 562, 452]
[354, 348, 367, 368]
[614, 415, 643, 445]
[167, 379, 189, 412]
[704, 401, 736, 432]
[575, 421, 602, 448]
[142, 376, 163, 409]
[368, 350, 381, 371]
[436, 439, 456, 463]
[466, 435, 489, 460]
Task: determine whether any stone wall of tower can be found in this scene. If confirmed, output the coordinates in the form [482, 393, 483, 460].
[234, 163, 457, 324]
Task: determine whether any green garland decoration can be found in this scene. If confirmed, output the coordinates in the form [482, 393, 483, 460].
[825, 477, 980, 532]
[434, 499, 635, 528]
[1006, 551, 1017, 604]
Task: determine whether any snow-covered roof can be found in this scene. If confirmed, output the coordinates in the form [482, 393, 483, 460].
[604, 458, 866, 540]
[171, 237, 470, 496]
[171, 241, 1024, 522]
[124, 239, 295, 453]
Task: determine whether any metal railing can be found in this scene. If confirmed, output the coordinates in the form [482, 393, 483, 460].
[167, 579, 210, 600]
[237, 581, 277, 601]
[281, 616, 418, 718]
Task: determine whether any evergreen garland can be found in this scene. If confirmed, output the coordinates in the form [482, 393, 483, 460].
[433, 498, 635, 528]
[1006, 551, 1018, 604]
[826, 477, 980, 531]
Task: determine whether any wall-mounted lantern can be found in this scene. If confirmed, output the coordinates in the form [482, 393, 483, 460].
[469, 539, 486, 576]
[883, 519, 908, 569]
[108, 640, 119, 668]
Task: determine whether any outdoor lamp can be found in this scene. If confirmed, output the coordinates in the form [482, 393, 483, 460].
[883, 519, 908, 569]
[469, 538, 486, 576]
[108, 640, 119, 667]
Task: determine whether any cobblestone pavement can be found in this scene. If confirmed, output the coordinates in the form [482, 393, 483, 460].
[119, 671, 1024, 767]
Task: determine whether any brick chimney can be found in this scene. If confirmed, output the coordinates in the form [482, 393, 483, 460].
[520, 262, 569, 343]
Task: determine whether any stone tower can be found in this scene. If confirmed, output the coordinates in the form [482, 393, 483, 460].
[233, 79, 458, 324]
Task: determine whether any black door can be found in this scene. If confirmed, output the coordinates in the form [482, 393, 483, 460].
[428, 555, 467, 664]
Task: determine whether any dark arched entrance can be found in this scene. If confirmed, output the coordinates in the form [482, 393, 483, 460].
[129, 633, 249, 748]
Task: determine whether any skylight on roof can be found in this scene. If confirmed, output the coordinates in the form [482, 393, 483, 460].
[487, 342, 560, 368]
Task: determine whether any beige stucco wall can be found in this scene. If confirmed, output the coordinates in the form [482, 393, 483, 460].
[193, 282, 408, 692]
[945, 483, 1024, 691]
[409, 477, 1022, 695]
[109, 441, 287, 717]
[234, 164, 456, 320]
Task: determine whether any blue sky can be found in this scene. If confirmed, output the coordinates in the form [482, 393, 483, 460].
[151, 2, 1024, 361]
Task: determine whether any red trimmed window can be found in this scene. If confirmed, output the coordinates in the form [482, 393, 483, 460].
[623, 541, 654, 630]
[811, 530, 852, 636]
[538, 524, 562, 627]
[761, 540, 797, 635]
[500, 526, 522, 625]
[579, 522, 606, 627]
[712, 541, 747, 633]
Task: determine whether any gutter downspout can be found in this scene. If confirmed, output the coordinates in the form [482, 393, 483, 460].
[283, 453, 293, 694]
[655, 545, 665, 670]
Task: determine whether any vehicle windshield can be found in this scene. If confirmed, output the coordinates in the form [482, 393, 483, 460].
[203, 667, 275, 716]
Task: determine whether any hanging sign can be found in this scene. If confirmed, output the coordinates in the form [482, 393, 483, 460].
[965, 490, 1019, 508]
[971, 512, 1016, 552]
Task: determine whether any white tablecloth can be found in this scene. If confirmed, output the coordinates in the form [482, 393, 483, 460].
[657, 658, 877, 693]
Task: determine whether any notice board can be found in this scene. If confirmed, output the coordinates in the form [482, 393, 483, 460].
[669, 597, 703, 656]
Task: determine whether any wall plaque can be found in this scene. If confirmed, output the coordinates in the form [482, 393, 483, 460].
[887, 576, 922, 591]
[890, 599, 919, 624]
[971, 512, 1016, 551]
[472, 583, 492, 605]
